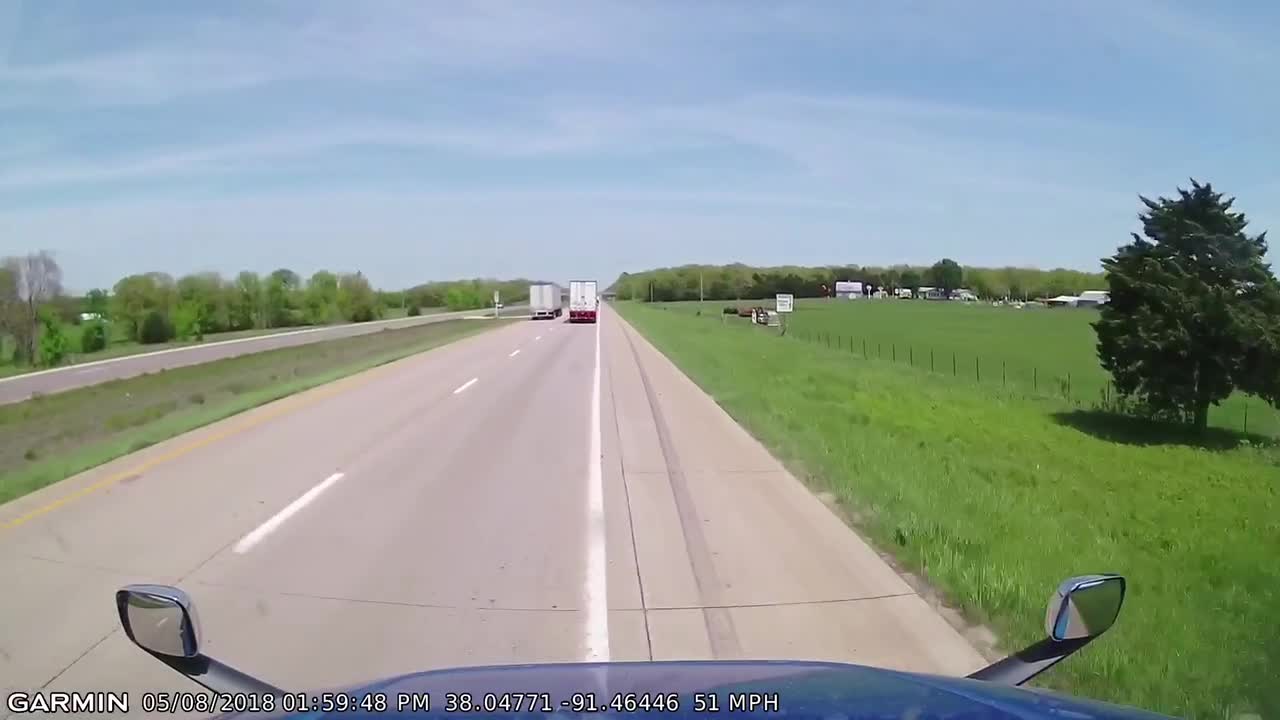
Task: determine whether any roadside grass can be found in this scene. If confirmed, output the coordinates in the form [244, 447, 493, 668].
[0, 309, 451, 378]
[668, 299, 1278, 437]
[0, 318, 506, 506]
[617, 302, 1279, 720]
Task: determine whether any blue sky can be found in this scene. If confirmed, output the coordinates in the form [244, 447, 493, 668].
[1, 0, 1277, 291]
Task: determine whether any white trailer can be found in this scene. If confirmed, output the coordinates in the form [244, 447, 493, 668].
[568, 280, 598, 323]
[529, 283, 563, 319]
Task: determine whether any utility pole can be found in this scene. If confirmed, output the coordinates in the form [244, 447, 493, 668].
[650, 282, 654, 303]
[700, 271, 704, 303]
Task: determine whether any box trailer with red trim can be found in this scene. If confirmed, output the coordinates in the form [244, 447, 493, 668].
[568, 280, 598, 323]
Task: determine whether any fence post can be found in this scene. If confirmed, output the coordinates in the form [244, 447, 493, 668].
[930, 349, 934, 372]
[878, 343, 882, 359]
[826, 333, 831, 349]
[863, 338, 867, 359]
[1243, 399, 1249, 435]
[1034, 367, 1038, 391]
[1067, 372, 1072, 401]
[1002, 360, 1006, 388]
[952, 352, 957, 377]
[976, 357, 980, 383]
[910, 347, 914, 367]
[892, 344, 896, 362]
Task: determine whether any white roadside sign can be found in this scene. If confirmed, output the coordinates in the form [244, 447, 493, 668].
[775, 293, 794, 313]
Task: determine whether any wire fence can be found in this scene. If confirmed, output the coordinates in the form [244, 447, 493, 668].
[694, 307, 1277, 439]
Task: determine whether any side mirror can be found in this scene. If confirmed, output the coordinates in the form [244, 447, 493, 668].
[116, 585, 202, 658]
[115, 584, 284, 698]
[969, 573, 1125, 686]
[1045, 574, 1125, 642]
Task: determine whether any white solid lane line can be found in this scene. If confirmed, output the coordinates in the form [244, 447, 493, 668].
[234, 473, 345, 553]
[509, 349, 521, 358]
[536, 335, 543, 341]
[453, 377, 479, 394]
[583, 310, 609, 661]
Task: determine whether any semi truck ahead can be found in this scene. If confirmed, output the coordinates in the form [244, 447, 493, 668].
[529, 283, 563, 319]
[568, 280, 598, 323]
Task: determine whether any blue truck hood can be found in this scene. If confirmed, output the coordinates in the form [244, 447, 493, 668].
[225, 660, 1171, 720]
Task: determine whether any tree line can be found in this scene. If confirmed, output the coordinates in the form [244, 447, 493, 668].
[400, 278, 533, 313]
[0, 257, 534, 369]
[610, 262, 1106, 302]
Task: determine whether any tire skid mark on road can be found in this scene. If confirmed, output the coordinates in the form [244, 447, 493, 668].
[617, 317, 743, 658]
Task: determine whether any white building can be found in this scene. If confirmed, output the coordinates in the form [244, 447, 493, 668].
[1077, 290, 1110, 307]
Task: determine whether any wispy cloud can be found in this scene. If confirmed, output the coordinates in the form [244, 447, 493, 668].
[1, 1, 1275, 288]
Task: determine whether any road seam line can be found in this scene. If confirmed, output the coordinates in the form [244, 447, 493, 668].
[234, 473, 345, 553]
[584, 309, 610, 662]
[453, 377, 479, 394]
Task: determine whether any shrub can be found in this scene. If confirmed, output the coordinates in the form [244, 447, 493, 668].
[80, 320, 109, 353]
[348, 305, 377, 323]
[407, 304, 422, 317]
[38, 312, 70, 367]
[172, 302, 204, 341]
[139, 310, 175, 344]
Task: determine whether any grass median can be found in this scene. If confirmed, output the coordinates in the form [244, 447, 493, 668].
[1, 318, 506, 506]
[616, 302, 1278, 720]
[0, 308, 456, 379]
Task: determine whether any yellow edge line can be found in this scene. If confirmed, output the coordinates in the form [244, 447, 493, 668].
[1, 350, 413, 532]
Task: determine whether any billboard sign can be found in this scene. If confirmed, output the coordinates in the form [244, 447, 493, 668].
[835, 281, 863, 298]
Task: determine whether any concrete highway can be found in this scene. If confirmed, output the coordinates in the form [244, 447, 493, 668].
[0, 306, 527, 406]
[0, 304, 984, 718]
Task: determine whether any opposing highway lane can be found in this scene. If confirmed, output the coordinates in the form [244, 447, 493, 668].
[0, 305, 983, 718]
[0, 306, 526, 406]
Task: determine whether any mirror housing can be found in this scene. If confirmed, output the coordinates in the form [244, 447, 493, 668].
[968, 573, 1126, 686]
[1045, 574, 1125, 642]
[115, 584, 202, 658]
[115, 583, 286, 698]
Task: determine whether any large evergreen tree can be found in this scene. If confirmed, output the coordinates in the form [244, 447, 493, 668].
[1095, 180, 1280, 432]
[927, 258, 963, 295]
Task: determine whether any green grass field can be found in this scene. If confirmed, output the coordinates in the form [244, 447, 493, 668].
[0, 318, 504, 506]
[678, 298, 1278, 438]
[617, 301, 1279, 719]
